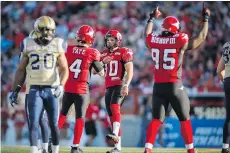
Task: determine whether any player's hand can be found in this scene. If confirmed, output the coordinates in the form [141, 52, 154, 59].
[54, 85, 64, 98]
[149, 6, 162, 19]
[102, 56, 113, 64]
[202, 3, 211, 22]
[9, 91, 18, 107]
[218, 74, 224, 83]
[121, 86, 129, 96]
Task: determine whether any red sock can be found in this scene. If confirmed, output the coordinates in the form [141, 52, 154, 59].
[180, 120, 193, 145]
[110, 104, 121, 123]
[145, 119, 162, 146]
[58, 114, 66, 129]
[187, 148, 195, 153]
[73, 118, 84, 144]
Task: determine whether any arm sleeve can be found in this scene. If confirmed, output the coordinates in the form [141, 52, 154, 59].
[122, 48, 133, 63]
[92, 60, 104, 73]
[178, 33, 189, 48]
[58, 38, 68, 53]
[145, 33, 152, 48]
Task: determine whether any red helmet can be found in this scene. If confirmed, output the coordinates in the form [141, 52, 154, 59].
[162, 16, 180, 34]
[104, 30, 122, 48]
[76, 25, 95, 44]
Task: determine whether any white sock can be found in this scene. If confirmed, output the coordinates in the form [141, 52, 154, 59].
[52, 145, 59, 153]
[145, 143, 153, 149]
[223, 143, 229, 149]
[115, 136, 121, 151]
[37, 139, 41, 149]
[30, 146, 38, 153]
[113, 122, 120, 136]
[185, 143, 194, 150]
[72, 144, 79, 147]
[42, 143, 48, 151]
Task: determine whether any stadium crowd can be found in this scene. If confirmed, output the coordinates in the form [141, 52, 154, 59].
[1, 1, 230, 144]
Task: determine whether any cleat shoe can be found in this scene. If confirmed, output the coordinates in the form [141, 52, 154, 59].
[222, 148, 230, 153]
[143, 148, 152, 153]
[106, 133, 119, 144]
[42, 149, 48, 153]
[106, 148, 121, 153]
[71, 146, 85, 153]
[48, 137, 52, 153]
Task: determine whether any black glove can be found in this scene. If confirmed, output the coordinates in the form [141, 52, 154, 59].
[202, 3, 211, 22]
[9, 85, 21, 107]
[148, 6, 162, 23]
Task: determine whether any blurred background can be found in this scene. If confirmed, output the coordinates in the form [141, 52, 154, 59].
[1, 1, 230, 148]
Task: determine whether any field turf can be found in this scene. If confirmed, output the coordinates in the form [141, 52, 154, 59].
[1, 146, 221, 153]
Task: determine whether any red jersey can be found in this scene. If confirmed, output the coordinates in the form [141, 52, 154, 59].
[65, 46, 101, 94]
[146, 32, 189, 83]
[101, 47, 133, 88]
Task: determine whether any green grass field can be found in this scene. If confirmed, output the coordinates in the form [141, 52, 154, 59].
[1, 146, 221, 153]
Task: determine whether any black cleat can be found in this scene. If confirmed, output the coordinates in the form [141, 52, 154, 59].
[48, 137, 52, 153]
[106, 133, 119, 144]
[71, 147, 86, 153]
[222, 148, 230, 153]
[42, 149, 48, 153]
[106, 148, 121, 153]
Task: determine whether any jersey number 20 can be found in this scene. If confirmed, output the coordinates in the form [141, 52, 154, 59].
[31, 53, 54, 70]
[151, 48, 176, 70]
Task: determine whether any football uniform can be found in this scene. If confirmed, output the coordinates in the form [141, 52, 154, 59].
[60, 46, 103, 119]
[146, 32, 191, 121]
[100, 47, 133, 116]
[20, 37, 66, 146]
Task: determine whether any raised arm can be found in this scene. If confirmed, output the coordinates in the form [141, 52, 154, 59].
[145, 6, 162, 37]
[182, 3, 211, 51]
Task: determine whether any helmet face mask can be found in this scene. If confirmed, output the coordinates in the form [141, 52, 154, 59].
[104, 30, 122, 50]
[29, 30, 41, 39]
[161, 16, 180, 34]
[34, 16, 56, 44]
[105, 37, 117, 50]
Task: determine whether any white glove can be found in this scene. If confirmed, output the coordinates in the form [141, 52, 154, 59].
[54, 85, 64, 98]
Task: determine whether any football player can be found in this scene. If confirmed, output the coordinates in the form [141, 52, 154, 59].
[217, 41, 230, 153]
[57, 25, 104, 153]
[9, 16, 69, 153]
[100, 30, 134, 153]
[25, 30, 50, 153]
[143, 3, 210, 153]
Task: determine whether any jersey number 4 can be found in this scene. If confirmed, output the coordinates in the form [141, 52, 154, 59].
[151, 48, 176, 70]
[69, 59, 82, 79]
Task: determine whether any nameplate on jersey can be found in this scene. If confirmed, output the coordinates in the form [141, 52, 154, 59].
[72, 47, 86, 55]
[151, 37, 176, 44]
